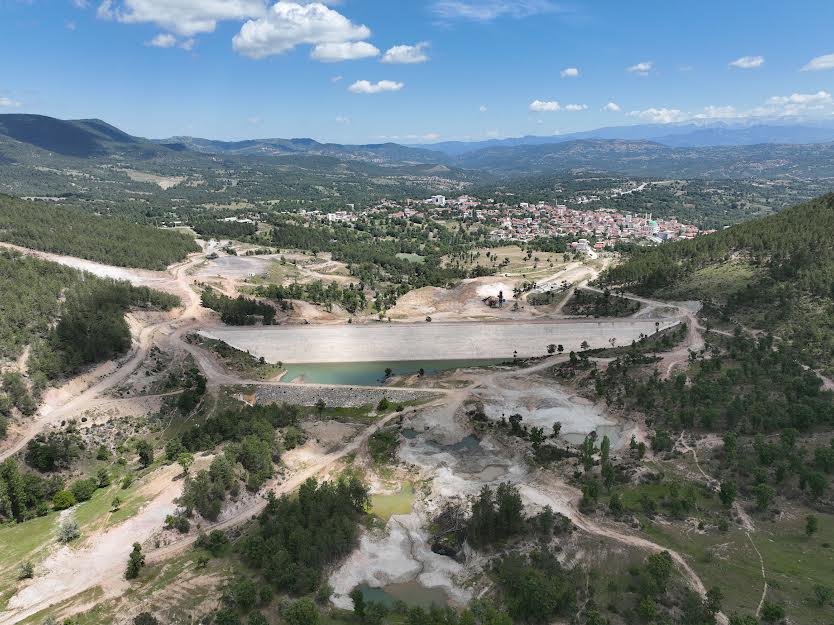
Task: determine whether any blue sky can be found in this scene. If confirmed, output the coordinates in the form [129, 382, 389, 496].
[2, 0, 834, 143]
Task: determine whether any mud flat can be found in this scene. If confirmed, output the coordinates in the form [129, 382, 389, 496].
[473, 373, 626, 447]
[329, 512, 472, 610]
[201, 319, 679, 364]
[195, 255, 276, 279]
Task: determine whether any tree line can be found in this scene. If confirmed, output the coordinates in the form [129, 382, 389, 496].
[0, 194, 199, 269]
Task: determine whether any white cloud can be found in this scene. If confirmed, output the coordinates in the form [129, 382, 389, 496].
[431, 0, 562, 21]
[335, 115, 351, 124]
[801, 53, 834, 72]
[331, 75, 343, 82]
[563, 103, 588, 111]
[0, 97, 22, 108]
[98, 0, 267, 36]
[602, 101, 620, 112]
[97, 0, 115, 19]
[626, 61, 653, 76]
[763, 90, 832, 115]
[72, 0, 89, 7]
[627, 107, 688, 123]
[312, 41, 379, 62]
[145, 32, 194, 49]
[247, 116, 262, 125]
[693, 105, 739, 119]
[146, 32, 177, 47]
[479, 105, 488, 113]
[729, 55, 764, 69]
[767, 91, 832, 106]
[529, 99, 559, 112]
[625, 92, 834, 125]
[376, 132, 443, 142]
[348, 79, 404, 94]
[560, 67, 578, 78]
[233, 2, 371, 59]
[382, 42, 430, 64]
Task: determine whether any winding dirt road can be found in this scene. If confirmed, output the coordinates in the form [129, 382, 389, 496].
[0, 246, 718, 624]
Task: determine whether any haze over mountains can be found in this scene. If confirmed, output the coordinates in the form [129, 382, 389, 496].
[4, 113, 834, 180]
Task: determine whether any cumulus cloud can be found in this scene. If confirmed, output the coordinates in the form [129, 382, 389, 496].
[312, 41, 379, 62]
[382, 42, 430, 64]
[560, 67, 579, 78]
[729, 55, 764, 69]
[626, 92, 834, 125]
[626, 61, 653, 76]
[529, 99, 559, 112]
[145, 32, 194, 49]
[335, 115, 351, 124]
[146, 32, 177, 47]
[431, 0, 563, 21]
[233, 2, 371, 59]
[348, 79, 404, 94]
[763, 90, 832, 115]
[693, 105, 740, 119]
[97, 0, 267, 36]
[0, 97, 22, 108]
[801, 53, 834, 72]
[627, 107, 687, 123]
[564, 103, 588, 111]
[479, 105, 488, 113]
[602, 102, 621, 112]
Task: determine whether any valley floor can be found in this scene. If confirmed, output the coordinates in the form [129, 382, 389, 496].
[0, 240, 826, 625]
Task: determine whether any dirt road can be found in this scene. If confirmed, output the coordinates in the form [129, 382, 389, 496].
[0, 404, 409, 624]
[0, 246, 705, 624]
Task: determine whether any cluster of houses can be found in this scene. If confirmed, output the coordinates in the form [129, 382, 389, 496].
[221, 189, 707, 255]
[400, 194, 709, 249]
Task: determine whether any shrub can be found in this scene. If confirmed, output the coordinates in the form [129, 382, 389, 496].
[70, 478, 98, 502]
[53, 490, 77, 511]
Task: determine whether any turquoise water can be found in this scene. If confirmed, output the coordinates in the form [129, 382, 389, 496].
[447, 435, 481, 451]
[357, 581, 449, 609]
[280, 359, 506, 386]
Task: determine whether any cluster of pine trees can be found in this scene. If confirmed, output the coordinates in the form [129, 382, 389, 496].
[0, 195, 199, 269]
[254, 280, 367, 314]
[201, 287, 276, 325]
[241, 477, 369, 595]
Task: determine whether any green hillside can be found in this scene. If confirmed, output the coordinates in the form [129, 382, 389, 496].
[600, 193, 834, 370]
[0, 195, 199, 269]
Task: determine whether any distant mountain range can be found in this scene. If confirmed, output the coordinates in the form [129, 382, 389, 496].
[417, 120, 834, 155]
[3, 113, 834, 181]
[160, 135, 446, 164]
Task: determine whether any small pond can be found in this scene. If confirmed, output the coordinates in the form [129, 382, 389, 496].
[357, 581, 450, 609]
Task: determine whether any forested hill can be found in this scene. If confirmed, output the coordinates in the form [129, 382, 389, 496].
[600, 192, 834, 369]
[0, 195, 199, 269]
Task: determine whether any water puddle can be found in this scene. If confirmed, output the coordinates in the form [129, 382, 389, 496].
[371, 483, 417, 521]
[356, 581, 450, 609]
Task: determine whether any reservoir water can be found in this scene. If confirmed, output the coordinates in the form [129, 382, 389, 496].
[280, 358, 507, 386]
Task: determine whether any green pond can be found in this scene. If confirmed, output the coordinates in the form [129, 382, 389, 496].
[280, 359, 506, 386]
[357, 581, 449, 609]
[370, 482, 417, 520]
